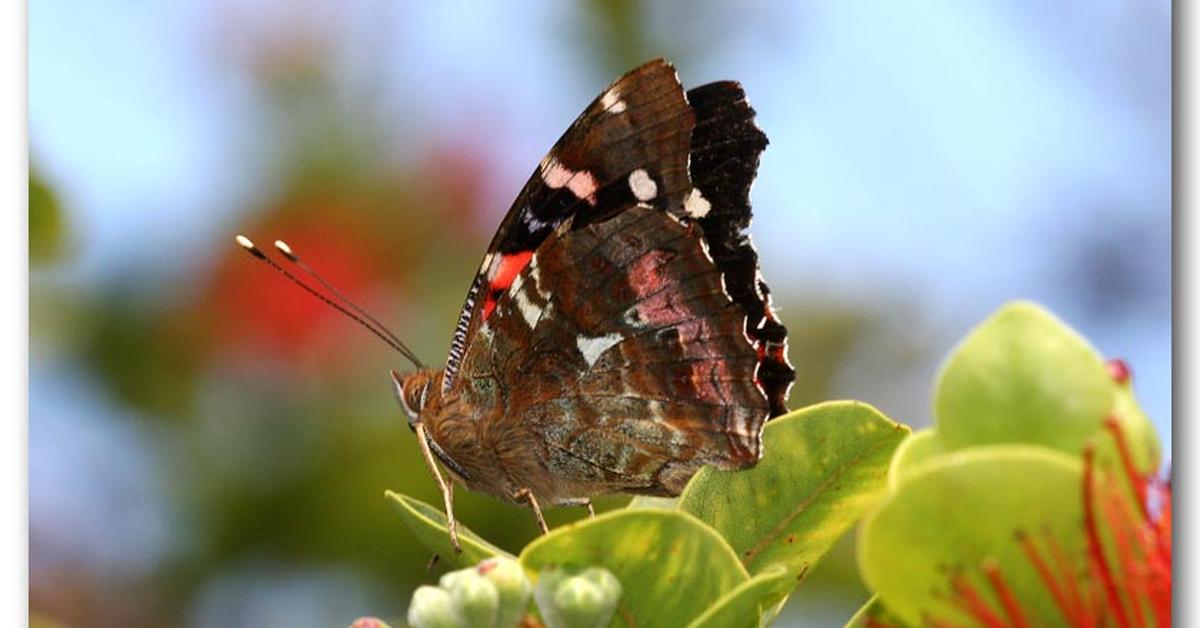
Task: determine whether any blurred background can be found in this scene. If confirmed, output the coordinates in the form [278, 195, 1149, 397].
[29, 1, 1171, 626]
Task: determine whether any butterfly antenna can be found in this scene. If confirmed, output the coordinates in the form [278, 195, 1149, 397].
[272, 238, 426, 369]
[234, 235, 426, 369]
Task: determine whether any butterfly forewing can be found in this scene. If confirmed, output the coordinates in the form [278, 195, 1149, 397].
[444, 59, 696, 393]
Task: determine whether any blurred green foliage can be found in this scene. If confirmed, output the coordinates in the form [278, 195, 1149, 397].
[29, 167, 67, 265]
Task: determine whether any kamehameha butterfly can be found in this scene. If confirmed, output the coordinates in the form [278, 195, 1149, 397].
[238, 59, 794, 551]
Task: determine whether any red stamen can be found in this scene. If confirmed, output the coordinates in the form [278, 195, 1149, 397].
[1101, 477, 1146, 628]
[1149, 482, 1172, 569]
[950, 573, 1007, 628]
[1103, 416, 1148, 516]
[1018, 531, 1078, 625]
[1044, 528, 1090, 625]
[982, 560, 1029, 628]
[1083, 447, 1132, 628]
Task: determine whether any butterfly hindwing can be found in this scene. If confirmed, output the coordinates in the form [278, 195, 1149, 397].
[456, 206, 768, 497]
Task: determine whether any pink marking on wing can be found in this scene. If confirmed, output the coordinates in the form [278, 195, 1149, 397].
[542, 158, 598, 205]
[541, 158, 574, 188]
[672, 317, 716, 344]
[635, 290, 689, 328]
[627, 250, 671, 298]
[567, 172, 598, 204]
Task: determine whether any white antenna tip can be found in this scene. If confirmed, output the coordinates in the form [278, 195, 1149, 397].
[274, 240, 294, 256]
[235, 234, 255, 249]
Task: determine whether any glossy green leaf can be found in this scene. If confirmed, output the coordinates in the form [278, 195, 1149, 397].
[679, 401, 907, 590]
[684, 564, 790, 628]
[858, 446, 1085, 626]
[386, 492, 512, 569]
[934, 301, 1114, 455]
[519, 509, 748, 628]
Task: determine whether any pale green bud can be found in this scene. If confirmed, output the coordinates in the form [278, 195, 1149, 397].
[476, 557, 533, 628]
[407, 585, 464, 628]
[534, 566, 622, 628]
[441, 568, 499, 628]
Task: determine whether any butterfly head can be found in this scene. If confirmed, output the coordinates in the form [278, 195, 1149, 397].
[390, 368, 441, 428]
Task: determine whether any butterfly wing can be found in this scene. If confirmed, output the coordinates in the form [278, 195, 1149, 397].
[686, 81, 794, 416]
[457, 205, 768, 496]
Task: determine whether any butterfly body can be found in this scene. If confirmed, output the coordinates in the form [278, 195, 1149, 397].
[394, 59, 795, 536]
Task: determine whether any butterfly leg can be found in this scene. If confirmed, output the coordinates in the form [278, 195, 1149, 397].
[414, 422, 462, 554]
[558, 497, 596, 518]
[513, 488, 549, 534]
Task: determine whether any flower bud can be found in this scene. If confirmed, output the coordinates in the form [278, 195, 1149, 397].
[349, 618, 391, 628]
[476, 557, 533, 627]
[534, 566, 622, 628]
[440, 568, 499, 628]
[407, 585, 464, 628]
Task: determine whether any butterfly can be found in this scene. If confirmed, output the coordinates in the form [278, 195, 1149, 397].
[240, 58, 794, 552]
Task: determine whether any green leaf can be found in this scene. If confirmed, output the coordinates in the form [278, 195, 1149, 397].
[519, 509, 749, 628]
[684, 564, 790, 628]
[858, 445, 1085, 626]
[844, 594, 907, 628]
[887, 428, 947, 490]
[679, 401, 908, 591]
[934, 301, 1114, 455]
[386, 492, 512, 569]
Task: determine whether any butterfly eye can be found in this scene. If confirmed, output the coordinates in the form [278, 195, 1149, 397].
[398, 391, 421, 427]
[390, 370, 423, 426]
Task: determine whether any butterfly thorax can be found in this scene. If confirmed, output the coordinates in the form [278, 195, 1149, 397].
[395, 368, 546, 502]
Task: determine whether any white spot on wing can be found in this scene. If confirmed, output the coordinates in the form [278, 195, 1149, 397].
[508, 274, 543, 329]
[576, 332, 623, 367]
[528, 256, 550, 301]
[628, 169, 657, 202]
[514, 288, 542, 329]
[600, 88, 626, 113]
[684, 188, 712, 218]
